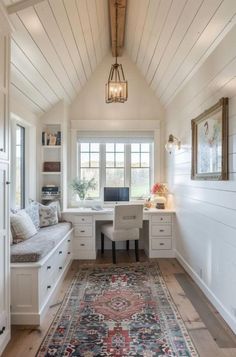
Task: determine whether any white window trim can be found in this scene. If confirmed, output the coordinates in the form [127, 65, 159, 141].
[76, 142, 154, 201]
[10, 116, 36, 209]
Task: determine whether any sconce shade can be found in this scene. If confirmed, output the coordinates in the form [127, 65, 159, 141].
[165, 134, 181, 154]
[105, 63, 128, 103]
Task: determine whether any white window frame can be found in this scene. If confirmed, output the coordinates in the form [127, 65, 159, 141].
[10, 119, 27, 209]
[76, 141, 153, 201]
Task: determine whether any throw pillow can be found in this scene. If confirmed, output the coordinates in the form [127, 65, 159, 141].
[39, 204, 58, 227]
[25, 201, 40, 230]
[47, 200, 62, 222]
[10, 210, 37, 244]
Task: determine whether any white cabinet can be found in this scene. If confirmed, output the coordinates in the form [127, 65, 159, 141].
[11, 230, 73, 325]
[0, 13, 11, 354]
[0, 164, 10, 353]
[149, 213, 175, 258]
[64, 214, 96, 259]
[63, 210, 175, 260]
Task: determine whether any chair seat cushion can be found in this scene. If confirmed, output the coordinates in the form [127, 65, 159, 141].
[101, 223, 139, 242]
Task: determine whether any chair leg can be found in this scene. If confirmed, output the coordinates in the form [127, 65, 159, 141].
[135, 240, 139, 262]
[101, 233, 104, 254]
[126, 240, 129, 251]
[112, 241, 116, 264]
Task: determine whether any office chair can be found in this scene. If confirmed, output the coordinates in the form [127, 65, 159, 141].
[100, 204, 143, 264]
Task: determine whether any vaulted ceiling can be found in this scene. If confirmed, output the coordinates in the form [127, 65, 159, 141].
[3, 0, 236, 115]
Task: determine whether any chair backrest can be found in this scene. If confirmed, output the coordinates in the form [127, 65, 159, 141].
[114, 204, 143, 230]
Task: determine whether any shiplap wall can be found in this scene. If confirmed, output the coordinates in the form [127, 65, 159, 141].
[165, 23, 236, 333]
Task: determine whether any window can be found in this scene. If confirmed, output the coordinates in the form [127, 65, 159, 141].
[15, 124, 25, 209]
[79, 143, 100, 198]
[106, 143, 125, 186]
[77, 140, 152, 200]
[131, 143, 150, 198]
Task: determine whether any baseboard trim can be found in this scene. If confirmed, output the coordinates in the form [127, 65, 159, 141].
[175, 250, 236, 334]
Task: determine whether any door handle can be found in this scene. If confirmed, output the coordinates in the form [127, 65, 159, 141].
[0, 326, 5, 335]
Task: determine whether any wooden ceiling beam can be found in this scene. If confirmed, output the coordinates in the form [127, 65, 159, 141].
[109, 0, 127, 57]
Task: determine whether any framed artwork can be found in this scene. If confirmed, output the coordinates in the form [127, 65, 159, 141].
[191, 97, 228, 180]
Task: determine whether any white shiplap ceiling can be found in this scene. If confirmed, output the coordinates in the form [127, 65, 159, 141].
[125, 0, 236, 107]
[4, 0, 109, 114]
[3, 0, 236, 115]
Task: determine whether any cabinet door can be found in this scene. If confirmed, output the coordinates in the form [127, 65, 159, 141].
[0, 33, 9, 161]
[0, 163, 10, 350]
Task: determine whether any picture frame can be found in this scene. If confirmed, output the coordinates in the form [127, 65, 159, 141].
[191, 97, 228, 181]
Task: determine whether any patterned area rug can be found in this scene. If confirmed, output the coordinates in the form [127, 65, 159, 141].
[36, 263, 198, 356]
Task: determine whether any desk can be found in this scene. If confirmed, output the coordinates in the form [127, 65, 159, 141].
[62, 208, 175, 259]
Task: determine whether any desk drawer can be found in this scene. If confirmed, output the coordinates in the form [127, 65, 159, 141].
[151, 238, 172, 250]
[151, 225, 171, 237]
[74, 238, 93, 250]
[76, 216, 93, 224]
[151, 214, 172, 223]
[74, 225, 93, 237]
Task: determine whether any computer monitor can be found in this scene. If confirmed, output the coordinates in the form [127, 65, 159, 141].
[104, 187, 129, 202]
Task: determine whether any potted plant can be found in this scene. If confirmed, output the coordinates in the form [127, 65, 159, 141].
[70, 177, 97, 204]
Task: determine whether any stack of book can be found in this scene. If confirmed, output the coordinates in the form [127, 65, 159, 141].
[41, 186, 60, 201]
[42, 131, 61, 146]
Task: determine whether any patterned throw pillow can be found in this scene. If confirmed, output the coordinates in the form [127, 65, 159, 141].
[25, 201, 40, 230]
[10, 210, 37, 244]
[47, 201, 62, 222]
[39, 204, 58, 227]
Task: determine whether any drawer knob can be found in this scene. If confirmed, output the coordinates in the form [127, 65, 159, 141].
[82, 218, 85, 221]
[159, 229, 164, 232]
[160, 218, 163, 220]
[47, 285, 51, 289]
[59, 266, 63, 270]
[68, 252, 71, 255]
[59, 251, 62, 254]
[80, 230, 85, 233]
[80, 244, 85, 246]
[0, 326, 5, 335]
[160, 243, 164, 246]
[47, 266, 51, 270]
[0, 148, 3, 152]
[68, 239, 71, 242]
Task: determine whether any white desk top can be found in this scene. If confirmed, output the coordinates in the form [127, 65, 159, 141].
[62, 207, 175, 215]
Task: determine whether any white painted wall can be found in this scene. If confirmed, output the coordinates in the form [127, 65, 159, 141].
[164, 23, 236, 333]
[68, 53, 164, 207]
[70, 52, 164, 121]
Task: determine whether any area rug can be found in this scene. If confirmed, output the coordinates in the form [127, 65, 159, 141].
[36, 263, 198, 356]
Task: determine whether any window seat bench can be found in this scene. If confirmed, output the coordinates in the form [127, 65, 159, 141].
[10, 222, 73, 325]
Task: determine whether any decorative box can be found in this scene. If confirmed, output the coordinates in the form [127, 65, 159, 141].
[43, 162, 61, 172]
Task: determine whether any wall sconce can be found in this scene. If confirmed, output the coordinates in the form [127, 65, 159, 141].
[165, 134, 181, 154]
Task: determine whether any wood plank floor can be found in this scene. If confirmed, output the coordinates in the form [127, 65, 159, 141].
[3, 251, 236, 357]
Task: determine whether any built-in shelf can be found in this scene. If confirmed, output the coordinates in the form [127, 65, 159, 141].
[41, 172, 61, 175]
[42, 145, 61, 149]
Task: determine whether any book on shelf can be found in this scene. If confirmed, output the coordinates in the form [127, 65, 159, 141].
[42, 131, 61, 146]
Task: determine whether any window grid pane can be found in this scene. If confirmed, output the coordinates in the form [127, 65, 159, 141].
[131, 143, 150, 198]
[105, 143, 124, 186]
[79, 143, 100, 198]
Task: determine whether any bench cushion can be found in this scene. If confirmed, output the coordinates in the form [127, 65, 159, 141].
[11, 222, 72, 263]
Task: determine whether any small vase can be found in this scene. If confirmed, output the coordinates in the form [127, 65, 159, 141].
[77, 195, 86, 209]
